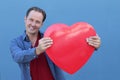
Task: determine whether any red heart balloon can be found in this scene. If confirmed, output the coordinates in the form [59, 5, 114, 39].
[44, 22, 96, 74]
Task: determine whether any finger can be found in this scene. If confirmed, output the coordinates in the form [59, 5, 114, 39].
[43, 37, 52, 40]
[89, 37, 99, 40]
[89, 35, 101, 40]
[88, 42, 98, 48]
[37, 43, 52, 52]
[39, 39, 53, 49]
[88, 40, 101, 48]
[88, 39, 101, 45]
[87, 37, 101, 43]
[89, 39, 101, 43]
[39, 38, 53, 44]
[43, 42, 53, 47]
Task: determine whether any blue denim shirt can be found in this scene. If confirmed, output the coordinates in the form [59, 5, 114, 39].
[9, 31, 67, 80]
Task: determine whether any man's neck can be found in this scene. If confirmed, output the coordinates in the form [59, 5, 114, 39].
[27, 32, 39, 46]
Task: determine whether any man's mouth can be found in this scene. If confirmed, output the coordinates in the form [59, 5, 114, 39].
[29, 26, 35, 30]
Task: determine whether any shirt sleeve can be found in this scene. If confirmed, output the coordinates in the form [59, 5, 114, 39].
[10, 39, 37, 63]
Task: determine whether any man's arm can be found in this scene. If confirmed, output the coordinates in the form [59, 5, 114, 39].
[10, 39, 37, 63]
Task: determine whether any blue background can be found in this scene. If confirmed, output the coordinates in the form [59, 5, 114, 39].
[0, 0, 120, 80]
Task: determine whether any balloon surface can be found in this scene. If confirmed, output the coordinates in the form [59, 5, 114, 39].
[44, 22, 96, 74]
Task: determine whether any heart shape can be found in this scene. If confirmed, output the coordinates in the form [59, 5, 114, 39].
[44, 22, 96, 74]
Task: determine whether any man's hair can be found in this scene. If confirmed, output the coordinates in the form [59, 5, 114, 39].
[26, 7, 46, 22]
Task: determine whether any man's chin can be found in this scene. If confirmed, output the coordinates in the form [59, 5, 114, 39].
[28, 31, 37, 35]
[27, 30, 38, 34]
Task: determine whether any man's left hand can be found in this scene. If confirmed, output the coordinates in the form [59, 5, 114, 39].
[86, 35, 101, 49]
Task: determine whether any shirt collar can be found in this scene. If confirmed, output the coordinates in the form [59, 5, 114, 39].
[22, 30, 43, 42]
[22, 31, 30, 42]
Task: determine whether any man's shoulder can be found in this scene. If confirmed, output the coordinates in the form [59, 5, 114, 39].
[10, 33, 25, 43]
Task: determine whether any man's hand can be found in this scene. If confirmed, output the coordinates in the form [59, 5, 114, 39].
[35, 37, 53, 55]
[86, 35, 101, 49]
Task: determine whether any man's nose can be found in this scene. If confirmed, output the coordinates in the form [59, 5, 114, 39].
[31, 22, 36, 26]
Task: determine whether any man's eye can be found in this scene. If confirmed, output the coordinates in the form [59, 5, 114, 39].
[36, 21, 40, 24]
[29, 19, 33, 22]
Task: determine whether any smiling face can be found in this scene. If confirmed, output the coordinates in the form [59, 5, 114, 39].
[24, 10, 44, 35]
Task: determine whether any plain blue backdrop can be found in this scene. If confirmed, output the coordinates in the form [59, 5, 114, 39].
[0, 0, 120, 80]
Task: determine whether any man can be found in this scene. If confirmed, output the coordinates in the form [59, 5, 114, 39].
[10, 7, 101, 80]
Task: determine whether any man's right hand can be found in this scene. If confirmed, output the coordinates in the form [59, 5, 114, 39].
[35, 37, 53, 55]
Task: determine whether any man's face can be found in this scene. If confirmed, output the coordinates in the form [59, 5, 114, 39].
[25, 10, 44, 35]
